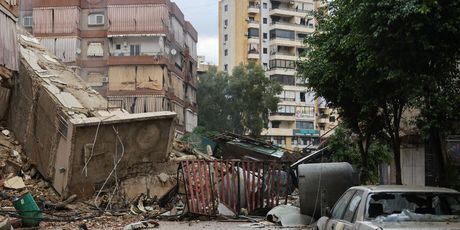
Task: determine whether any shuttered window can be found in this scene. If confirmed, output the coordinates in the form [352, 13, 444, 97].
[87, 43, 104, 57]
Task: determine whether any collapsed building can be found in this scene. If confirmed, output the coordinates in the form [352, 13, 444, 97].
[1, 29, 178, 199]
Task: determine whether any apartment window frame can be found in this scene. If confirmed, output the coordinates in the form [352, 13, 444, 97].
[224, 49, 228, 56]
[263, 32, 268, 39]
[263, 17, 268, 24]
[224, 34, 228, 42]
[88, 13, 105, 26]
[270, 75, 295, 85]
[263, 2, 268, 9]
[248, 28, 260, 38]
[22, 16, 33, 27]
[271, 121, 281, 128]
[296, 121, 314, 130]
[263, 48, 268, 54]
[130, 44, 141, 56]
[272, 136, 286, 146]
[224, 4, 228, 11]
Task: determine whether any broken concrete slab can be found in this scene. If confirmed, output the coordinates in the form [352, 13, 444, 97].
[3, 176, 25, 190]
[266, 205, 312, 227]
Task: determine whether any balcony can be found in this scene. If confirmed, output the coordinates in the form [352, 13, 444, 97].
[270, 53, 298, 61]
[248, 36, 260, 44]
[248, 5, 260, 14]
[270, 21, 314, 33]
[270, 6, 311, 17]
[263, 128, 293, 136]
[267, 68, 296, 76]
[269, 37, 302, 47]
[108, 53, 168, 66]
[248, 50, 260, 59]
[269, 114, 296, 121]
[248, 20, 260, 28]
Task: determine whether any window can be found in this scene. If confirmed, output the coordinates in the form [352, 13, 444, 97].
[224, 49, 228, 56]
[263, 33, 268, 39]
[293, 136, 316, 146]
[343, 191, 363, 222]
[248, 28, 259, 38]
[295, 106, 314, 118]
[263, 48, 268, 54]
[331, 190, 356, 219]
[263, 3, 268, 9]
[88, 13, 105, 26]
[277, 105, 295, 114]
[269, 59, 296, 69]
[330, 116, 336, 123]
[224, 64, 228, 71]
[87, 43, 104, 57]
[278, 91, 295, 101]
[300, 92, 306, 102]
[115, 44, 121, 50]
[263, 63, 268, 70]
[224, 34, 228, 42]
[263, 17, 268, 24]
[224, 19, 228, 28]
[130, 45, 140, 56]
[224, 4, 228, 11]
[270, 75, 295, 85]
[272, 136, 286, 146]
[270, 29, 295, 40]
[296, 121, 314, 130]
[22, 16, 33, 27]
[271, 121, 280, 128]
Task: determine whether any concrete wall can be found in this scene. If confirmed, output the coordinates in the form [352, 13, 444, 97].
[64, 114, 176, 198]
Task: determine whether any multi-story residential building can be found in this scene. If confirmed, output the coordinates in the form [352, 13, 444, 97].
[20, 0, 198, 133]
[0, 0, 19, 78]
[219, 0, 336, 150]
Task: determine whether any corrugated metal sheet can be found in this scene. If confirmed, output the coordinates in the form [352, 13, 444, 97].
[0, 10, 18, 70]
[32, 8, 52, 33]
[108, 5, 169, 33]
[53, 7, 79, 34]
[33, 7, 79, 34]
[108, 95, 164, 114]
[39, 38, 79, 62]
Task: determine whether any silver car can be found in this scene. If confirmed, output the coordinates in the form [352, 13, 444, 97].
[316, 185, 460, 230]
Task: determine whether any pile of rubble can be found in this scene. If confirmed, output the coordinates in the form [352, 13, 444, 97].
[0, 126, 190, 229]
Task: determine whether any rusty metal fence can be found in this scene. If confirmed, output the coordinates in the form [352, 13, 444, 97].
[179, 160, 293, 216]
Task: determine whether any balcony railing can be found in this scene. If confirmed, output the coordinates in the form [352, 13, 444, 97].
[271, 21, 314, 29]
[271, 6, 311, 14]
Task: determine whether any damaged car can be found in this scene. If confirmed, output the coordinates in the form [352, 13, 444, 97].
[316, 185, 460, 230]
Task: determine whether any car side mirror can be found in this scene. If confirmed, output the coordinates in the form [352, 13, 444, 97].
[325, 207, 332, 217]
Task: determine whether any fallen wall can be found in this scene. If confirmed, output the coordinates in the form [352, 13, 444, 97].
[8, 30, 178, 199]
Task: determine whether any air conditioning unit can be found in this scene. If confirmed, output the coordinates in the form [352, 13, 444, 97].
[102, 77, 109, 83]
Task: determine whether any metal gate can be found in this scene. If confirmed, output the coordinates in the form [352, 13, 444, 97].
[179, 160, 292, 216]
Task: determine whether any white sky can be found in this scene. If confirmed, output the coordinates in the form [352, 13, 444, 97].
[173, 0, 219, 64]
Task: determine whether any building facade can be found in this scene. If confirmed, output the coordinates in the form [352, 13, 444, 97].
[218, 0, 337, 150]
[20, 0, 198, 133]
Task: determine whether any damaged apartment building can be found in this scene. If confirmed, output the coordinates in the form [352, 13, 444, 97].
[20, 0, 198, 134]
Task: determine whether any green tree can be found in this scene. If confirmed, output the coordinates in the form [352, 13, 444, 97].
[197, 66, 233, 132]
[197, 63, 282, 137]
[299, 0, 460, 184]
[329, 125, 392, 183]
[228, 62, 282, 137]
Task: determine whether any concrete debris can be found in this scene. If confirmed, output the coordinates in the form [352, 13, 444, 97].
[123, 220, 159, 230]
[157, 173, 170, 184]
[1, 130, 9, 137]
[3, 176, 25, 190]
[266, 205, 312, 227]
[0, 215, 11, 230]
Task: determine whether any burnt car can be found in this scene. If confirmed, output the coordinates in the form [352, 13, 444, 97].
[316, 185, 460, 230]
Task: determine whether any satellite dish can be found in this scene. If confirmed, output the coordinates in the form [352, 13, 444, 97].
[171, 49, 177, 56]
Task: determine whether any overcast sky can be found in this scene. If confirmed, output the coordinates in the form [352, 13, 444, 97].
[173, 0, 219, 64]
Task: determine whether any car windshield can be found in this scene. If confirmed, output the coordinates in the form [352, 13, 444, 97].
[366, 192, 460, 222]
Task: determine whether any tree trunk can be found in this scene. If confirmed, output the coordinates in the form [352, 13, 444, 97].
[358, 140, 369, 184]
[393, 136, 402, 185]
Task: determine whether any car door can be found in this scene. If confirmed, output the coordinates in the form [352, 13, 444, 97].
[326, 190, 364, 230]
